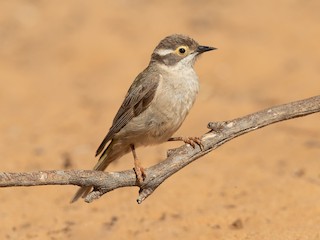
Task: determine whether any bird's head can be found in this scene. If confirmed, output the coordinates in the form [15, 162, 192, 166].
[151, 34, 216, 68]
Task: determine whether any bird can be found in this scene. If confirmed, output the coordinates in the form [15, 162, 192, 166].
[71, 34, 216, 202]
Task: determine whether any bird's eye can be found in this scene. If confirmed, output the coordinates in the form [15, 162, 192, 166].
[176, 46, 188, 56]
[179, 48, 186, 54]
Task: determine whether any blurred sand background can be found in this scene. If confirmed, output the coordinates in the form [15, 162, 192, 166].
[0, 0, 320, 239]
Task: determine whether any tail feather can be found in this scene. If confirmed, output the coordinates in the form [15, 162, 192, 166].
[70, 186, 92, 203]
[70, 140, 130, 203]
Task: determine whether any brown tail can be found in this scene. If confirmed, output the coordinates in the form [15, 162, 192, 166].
[70, 140, 130, 203]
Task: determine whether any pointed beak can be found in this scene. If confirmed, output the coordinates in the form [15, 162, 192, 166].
[196, 45, 217, 54]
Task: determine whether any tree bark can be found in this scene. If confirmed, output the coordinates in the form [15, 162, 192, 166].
[0, 95, 319, 204]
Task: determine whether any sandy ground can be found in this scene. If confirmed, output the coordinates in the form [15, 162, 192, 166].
[1, 0, 320, 239]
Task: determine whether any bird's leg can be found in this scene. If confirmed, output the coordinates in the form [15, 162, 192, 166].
[168, 136, 204, 150]
[130, 144, 146, 185]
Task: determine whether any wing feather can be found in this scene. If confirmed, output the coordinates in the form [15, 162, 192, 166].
[95, 70, 160, 156]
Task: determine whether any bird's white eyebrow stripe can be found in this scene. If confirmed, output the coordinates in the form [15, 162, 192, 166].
[154, 49, 174, 56]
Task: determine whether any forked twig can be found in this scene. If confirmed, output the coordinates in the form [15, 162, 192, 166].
[0, 95, 319, 204]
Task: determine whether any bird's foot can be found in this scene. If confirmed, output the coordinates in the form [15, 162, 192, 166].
[134, 164, 146, 185]
[168, 136, 204, 150]
[130, 144, 146, 185]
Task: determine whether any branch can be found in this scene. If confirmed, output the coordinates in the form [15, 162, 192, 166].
[1, 95, 319, 204]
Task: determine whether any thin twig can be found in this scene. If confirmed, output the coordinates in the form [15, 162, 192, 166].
[0, 95, 319, 204]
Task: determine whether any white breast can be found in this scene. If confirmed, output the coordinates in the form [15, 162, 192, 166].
[118, 56, 200, 146]
[145, 62, 199, 142]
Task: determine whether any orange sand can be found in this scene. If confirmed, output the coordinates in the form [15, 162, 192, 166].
[0, 1, 320, 239]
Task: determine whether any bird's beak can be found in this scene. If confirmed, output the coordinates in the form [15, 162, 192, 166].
[196, 45, 217, 54]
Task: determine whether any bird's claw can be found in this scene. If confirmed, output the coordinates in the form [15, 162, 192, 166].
[134, 166, 146, 186]
[169, 136, 204, 150]
[182, 137, 204, 150]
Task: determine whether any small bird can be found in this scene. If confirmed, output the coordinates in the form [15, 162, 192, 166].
[71, 34, 216, 202]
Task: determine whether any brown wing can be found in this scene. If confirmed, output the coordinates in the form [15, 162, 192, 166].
[95, 70, 160, 156]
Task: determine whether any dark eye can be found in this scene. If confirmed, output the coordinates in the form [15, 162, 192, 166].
[179, 48, 186, 54]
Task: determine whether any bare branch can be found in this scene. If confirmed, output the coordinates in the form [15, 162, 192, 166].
[0, 95, 319, 204]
